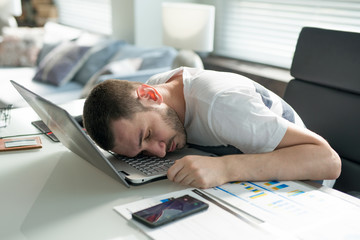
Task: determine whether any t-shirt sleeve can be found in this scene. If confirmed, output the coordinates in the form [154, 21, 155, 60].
[146, 67, 184, 85]
[209, 90, 289, 154]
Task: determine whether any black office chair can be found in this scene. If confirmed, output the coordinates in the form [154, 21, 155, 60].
[283, 27, 360, 196]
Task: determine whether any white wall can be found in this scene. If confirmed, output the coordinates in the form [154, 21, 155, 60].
[111, 0, 134, 43]
[134, 0, 164, 47]
[0, 0, 22, 16]
[111, 0, 198, 47]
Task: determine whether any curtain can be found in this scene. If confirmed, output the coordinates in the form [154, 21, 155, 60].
[212, 0, 360, 68]
[53, 0, 112, 35]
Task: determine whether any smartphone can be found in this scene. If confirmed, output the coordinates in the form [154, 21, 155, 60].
[132, 194, 209, 228]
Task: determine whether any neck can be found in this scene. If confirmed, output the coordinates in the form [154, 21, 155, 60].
[157, 74, 186, 124]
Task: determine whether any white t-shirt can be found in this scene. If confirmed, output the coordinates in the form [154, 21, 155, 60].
[147, 67, 304, 154]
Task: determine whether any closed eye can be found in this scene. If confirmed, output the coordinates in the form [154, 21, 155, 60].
[145, 130, 151, 140]
[138, 130, 151, 156]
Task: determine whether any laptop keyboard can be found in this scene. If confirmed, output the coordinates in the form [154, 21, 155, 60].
[114, 154, 175, 176]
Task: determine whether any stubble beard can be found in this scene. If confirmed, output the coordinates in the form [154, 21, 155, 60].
[160, 106, 187, 151]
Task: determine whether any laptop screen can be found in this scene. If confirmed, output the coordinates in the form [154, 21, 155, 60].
[11, 80, 129, 187]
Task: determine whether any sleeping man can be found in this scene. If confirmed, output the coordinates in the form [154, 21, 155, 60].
[83, 67, 341, 188]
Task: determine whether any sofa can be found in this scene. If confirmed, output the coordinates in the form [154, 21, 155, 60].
[0, 21, 177, 108]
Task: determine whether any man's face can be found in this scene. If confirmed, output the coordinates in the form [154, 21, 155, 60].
[111, 106, 186, 158]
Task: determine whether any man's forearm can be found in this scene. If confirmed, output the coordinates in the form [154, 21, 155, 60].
[221, 142, 341, 183]
[167, 127, 341, 189]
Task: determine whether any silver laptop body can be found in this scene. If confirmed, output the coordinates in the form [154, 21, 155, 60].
[11, 80, 213, 187]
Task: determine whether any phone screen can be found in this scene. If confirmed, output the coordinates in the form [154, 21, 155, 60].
[132, 194, 209, 228]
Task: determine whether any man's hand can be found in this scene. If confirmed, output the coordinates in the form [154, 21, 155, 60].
[167, 155, 229, 189]
[167, 124, 341, 189]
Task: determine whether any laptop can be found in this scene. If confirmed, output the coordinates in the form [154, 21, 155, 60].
[11, 80, 214, 187]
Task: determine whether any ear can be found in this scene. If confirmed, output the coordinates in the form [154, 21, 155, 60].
[136, 84, 163, 104]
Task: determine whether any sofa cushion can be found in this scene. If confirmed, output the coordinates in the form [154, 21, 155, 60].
[79, 45, 177, 96]
[0, 21, 177, 108]
[139, 47, 177, 70]
[35, 21, 86, 65]
[0, 27, 44, 67]
[110, 45, 177, 70]
[81, 57, 143, 97]
[33, 25, 108, 86]
[72, 39, 126, 86]
[33, 40, 93, 86]
[36, 42, 59, 66]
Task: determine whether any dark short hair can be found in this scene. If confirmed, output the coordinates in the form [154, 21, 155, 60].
[83, 79, 147, 150]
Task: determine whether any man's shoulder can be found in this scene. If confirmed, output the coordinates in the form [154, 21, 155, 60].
[147, 67, 184, 85]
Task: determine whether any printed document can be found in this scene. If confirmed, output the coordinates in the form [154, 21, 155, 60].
[114, 181, 360, 240]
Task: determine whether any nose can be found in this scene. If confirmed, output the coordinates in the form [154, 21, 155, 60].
[144, 140, 167, 158]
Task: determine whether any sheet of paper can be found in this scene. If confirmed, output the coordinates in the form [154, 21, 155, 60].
[204, 181, 360, 240]
[114, 188, 294, 240]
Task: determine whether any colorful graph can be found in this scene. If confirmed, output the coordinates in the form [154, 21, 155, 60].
[268, 199, 286, 208]
[245, 186, 255, 191]
[264, 180, 280, 186]
[239, 183, 268, 199]
[288, 190, 305, 197]
[213, 181, 313, 220]
[249, 192, 266, 199]
[272, 184, 289, 190]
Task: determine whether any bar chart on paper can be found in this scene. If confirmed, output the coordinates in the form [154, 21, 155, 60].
[204, 181, 360, 239]
[206, 181, 309, 219]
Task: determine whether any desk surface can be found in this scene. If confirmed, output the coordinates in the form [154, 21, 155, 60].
[1, 101, 359, 240]
[1, 101, 189, 240]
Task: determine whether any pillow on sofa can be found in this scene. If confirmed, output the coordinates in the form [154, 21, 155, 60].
[110, 45, 177, 70]
[35, 21, 86, 65]
[33, 40, 93, 86]
[139, 47, 177, 70]
[72, 39, 126, 86]
[35, 42, 59, 66]
[0, 27, 44, 67]
[81, 57, 142, 97]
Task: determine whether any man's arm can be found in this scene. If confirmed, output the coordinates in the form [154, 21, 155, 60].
[167, 124, 341, 189]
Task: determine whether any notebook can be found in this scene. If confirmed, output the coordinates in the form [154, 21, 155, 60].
[11, 80, 214, 187]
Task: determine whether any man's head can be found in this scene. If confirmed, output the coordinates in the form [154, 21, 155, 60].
[83, 79, 186, 157]
[83, 79, 145, 151]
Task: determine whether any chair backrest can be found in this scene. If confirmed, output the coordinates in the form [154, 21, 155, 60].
[283, 27, 360, 193]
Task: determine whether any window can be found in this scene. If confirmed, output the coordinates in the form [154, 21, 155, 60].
[212, 0, 360, 68]
[54, 0, 112, 35]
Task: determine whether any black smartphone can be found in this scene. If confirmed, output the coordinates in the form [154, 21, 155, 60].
[132, 194, 209, 228]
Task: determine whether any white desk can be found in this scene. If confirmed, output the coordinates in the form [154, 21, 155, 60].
[1, 101, 360, 240]
[0, 101, 187, 240]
